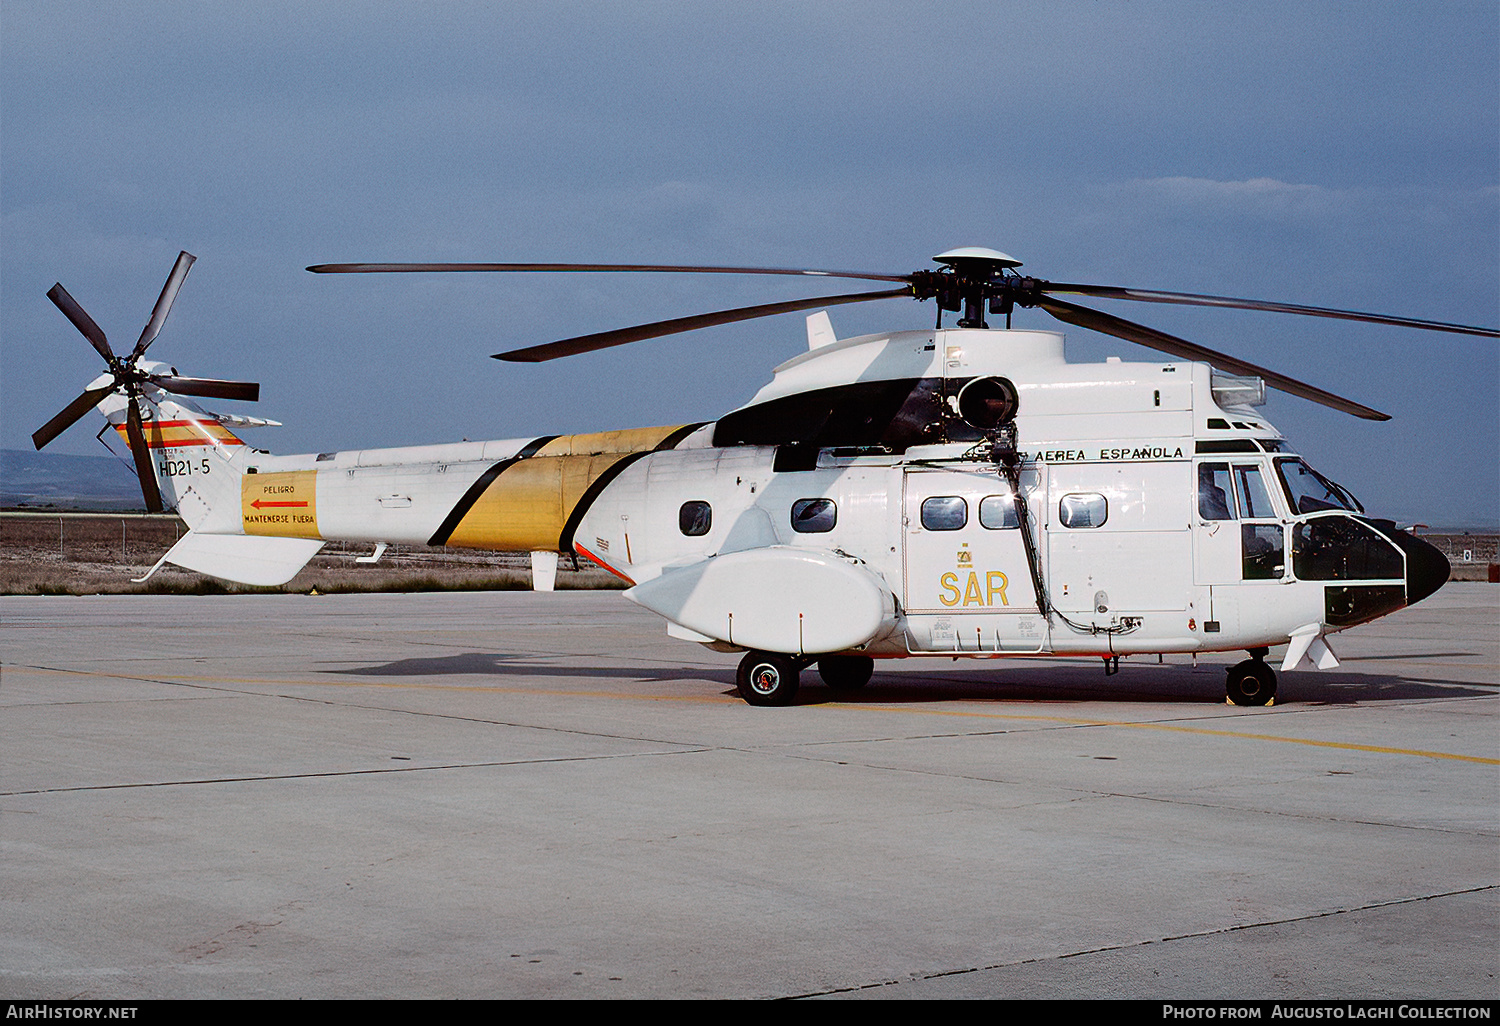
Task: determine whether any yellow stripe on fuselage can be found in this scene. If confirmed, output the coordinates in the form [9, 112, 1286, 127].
[444, 452, 632, 551]
[526, 427, 680, 457]
[445, 424, 689, 553]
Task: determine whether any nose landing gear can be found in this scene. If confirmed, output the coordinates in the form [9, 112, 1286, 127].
[1226, 647, 1277, 706]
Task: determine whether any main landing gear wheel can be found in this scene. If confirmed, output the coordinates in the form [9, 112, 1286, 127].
[1225, 657, 1277, 706]
[737, 651, 802, 706]
[817, 655, 873, 693]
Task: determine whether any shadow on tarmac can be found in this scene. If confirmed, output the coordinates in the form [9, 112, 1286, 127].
[321, 651, 1496, 706]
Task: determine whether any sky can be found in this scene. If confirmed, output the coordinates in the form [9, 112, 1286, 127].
[2, 1, 1497, 527]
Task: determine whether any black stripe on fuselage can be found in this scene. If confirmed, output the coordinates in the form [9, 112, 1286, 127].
[426, 435, 559, 546]
[654, 422, 709, 452]
[557, 422, 708, 555]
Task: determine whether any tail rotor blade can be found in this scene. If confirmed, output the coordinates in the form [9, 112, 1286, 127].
[146, 375, 260, 402]
[124, 397, 164, 513]
[1037, 295, 1390, 421]
[47, 284, 114, 361]
[32, 385, 118, 450]
[131, 251, 196, 359]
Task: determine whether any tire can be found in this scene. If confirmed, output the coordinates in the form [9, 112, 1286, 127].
[737, 651, 801, 707]
[1226, 658, 1277, 706]
[817, 655, 873, 693]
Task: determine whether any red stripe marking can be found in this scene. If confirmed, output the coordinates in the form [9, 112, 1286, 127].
[112, 420, 238, 432]
[113, 424, 244, 448]
[574, 543, 635, 586]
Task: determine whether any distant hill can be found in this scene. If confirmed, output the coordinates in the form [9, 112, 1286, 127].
[1, 449, 146, 510]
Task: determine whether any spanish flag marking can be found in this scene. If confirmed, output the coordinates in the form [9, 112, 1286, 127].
[113, 419, 244, 449]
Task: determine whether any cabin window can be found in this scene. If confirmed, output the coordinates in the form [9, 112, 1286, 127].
[679, 500, 712, 537]
[920, 496, 967, 531]
[978, 494, 1019, 530]
[1059, 493, 1107, 529]
[791, 498, 837, 533]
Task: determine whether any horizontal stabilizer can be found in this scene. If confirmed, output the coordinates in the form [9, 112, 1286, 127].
[163, 531, 325, 587]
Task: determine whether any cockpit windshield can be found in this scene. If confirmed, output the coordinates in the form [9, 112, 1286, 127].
[1274, 458, 1363, 515]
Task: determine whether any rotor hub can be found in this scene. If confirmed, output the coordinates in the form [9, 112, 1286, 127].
[909, 250, 1047, 328]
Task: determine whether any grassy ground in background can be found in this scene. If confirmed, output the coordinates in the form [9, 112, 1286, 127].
[0, 513, 625, 595]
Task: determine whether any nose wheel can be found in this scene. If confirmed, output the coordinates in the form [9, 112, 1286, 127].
[1226, 652, 1277, 706]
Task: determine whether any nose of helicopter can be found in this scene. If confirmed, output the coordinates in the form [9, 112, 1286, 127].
[1390, 528, 1451, 605]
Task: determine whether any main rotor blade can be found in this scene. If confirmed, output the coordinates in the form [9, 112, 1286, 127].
[1037, 295, 1390, 421]
[308, 261, 910, 284]
[1044, 282, 1500, 338]
[146, 375, 260, 402]
[47, 284, 114, 361]
[124, 397, 164, 513]
[32, 385, 117, 450]
[495, 288, 912, 363]
[131, 251, 196, 359]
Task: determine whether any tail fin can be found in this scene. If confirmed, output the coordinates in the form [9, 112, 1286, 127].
[113, 393, 326, 586]
[103, 391, 252, 531]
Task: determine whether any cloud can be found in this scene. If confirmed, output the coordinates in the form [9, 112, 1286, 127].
[1119, 176, 1337, 216]
[1104, 177, 1498, 241]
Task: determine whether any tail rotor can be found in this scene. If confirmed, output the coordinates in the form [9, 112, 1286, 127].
[31, 251, 261, 512]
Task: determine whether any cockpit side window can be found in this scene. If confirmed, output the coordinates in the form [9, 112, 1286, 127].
[1241, 525, 1285, 580]
[1198, 464, 1234, 521]
[1234, 465, 1277, 519]
[1200, 460, 1285, 579]
[1293, 516, 1404, 580]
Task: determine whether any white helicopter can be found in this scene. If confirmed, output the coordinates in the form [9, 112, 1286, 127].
[32, 248, 1497, 707]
